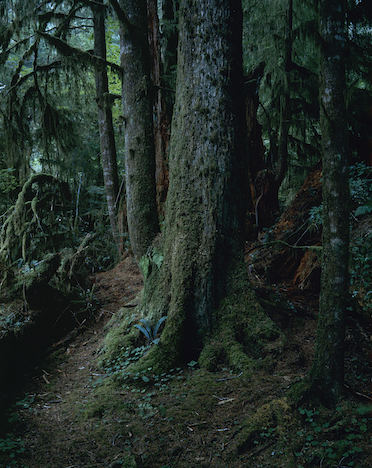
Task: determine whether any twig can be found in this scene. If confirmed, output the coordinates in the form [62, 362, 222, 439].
[247, 441, 275, 458]
[187, 421, 208, 430]
[216, 371, 243, 382]
[246, 239, 322, 255]
[344, 383, 372, 401]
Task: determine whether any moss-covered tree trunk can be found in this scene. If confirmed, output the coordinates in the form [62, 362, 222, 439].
[118, 0, 159, 263]
[309, 0, 349, 405]
[138, 0, 249, 366]
[93, 1, 120, 251]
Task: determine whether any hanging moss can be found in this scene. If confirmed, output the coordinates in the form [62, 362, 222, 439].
[0, 173, 73, 265]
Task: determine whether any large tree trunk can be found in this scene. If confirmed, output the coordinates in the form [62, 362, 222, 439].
[93, 1, 120, 250]
[101, 0, 281, 376]
[118, 0, 159, 263]
[135, 0, 250, 365]
[309, 0, 349, 405]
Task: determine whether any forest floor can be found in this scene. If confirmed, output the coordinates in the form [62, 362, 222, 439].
[2, 246, 372, 468]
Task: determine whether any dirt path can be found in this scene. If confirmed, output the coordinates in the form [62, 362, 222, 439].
[6, 255, 143, 468]
[3, 251, 372, 468]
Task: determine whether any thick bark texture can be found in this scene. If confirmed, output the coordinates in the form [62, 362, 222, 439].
[93, 1, 120, 250]
[119, 0, 159, 262]
[141, 0, 248, 363]
[309, 0, 349, 405]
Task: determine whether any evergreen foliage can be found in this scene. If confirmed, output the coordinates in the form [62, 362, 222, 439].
[0, 0, 372, 413]
[243, 0, 372, 203]
[243, 0, 320, 195]
[0, 0, 123, 275]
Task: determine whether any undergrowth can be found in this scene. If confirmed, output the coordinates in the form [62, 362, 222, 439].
[0, 394, 34, 467]
[293, 403, 372, 468]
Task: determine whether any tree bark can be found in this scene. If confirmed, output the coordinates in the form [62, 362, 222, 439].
[118, 0, 159, 263]
[147, 0, 171, 217]
[138, 0, 249, 364]
[93, 1, 120, 250]
[309, 0, 349, 405]
[276, 0, 292, 187]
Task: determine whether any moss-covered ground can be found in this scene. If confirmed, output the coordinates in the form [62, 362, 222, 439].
[1, 251, 372, 468]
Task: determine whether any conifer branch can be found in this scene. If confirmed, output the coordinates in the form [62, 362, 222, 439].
[54, 3, 83, 38]
[37, 31, 123, 74]
[0, 60, 64, 101]
[108, 0, 133, 33]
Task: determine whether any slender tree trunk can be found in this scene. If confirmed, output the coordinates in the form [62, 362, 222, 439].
[93, 1, 120, 250]
[159, 0, 179, 81]
[276, 0, 292, 187]
[147, 0, 170, 217]
[118, 0, 159, 263]
[309, 0, 349, 405]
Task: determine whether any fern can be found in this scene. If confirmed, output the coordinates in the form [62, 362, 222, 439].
[134, 316, 167, 345]
[139, 247, 164, 279]
[355, 203, 372, 217]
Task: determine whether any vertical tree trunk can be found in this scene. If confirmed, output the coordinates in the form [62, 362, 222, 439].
[118, 0, 159, 263]
[93, 1, 120, 250]
[276, 0, 293, 187]
[138, 0, 248, 365]
[309, 0, 349, 405]
[147, 0, 170, 217]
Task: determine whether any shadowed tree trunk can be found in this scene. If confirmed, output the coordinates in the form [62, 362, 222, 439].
[131, 0, 250, 367]
[100, 0, 283, 378]
[309, 0, 349, 406]
[93, 0, 120, 250]
[114, 0, 160, 263]
[147, 0, 171, 217]
[276, 0, 293, 188]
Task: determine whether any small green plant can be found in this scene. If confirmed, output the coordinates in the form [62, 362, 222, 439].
[0, 434, 26, 465]
[137, 401, 156, 419]
[354, 199, 372, 216]
[187, 360, 198, 368]
[139, 247, 164, 279]
[135, 316, 167, 345]
[0, 394, 35, 467]
[259, 426, 276, 439]
[294, 405, 369, 467]
[349, 163, 372, 205]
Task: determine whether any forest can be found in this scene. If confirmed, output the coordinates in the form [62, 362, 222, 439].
[0, 0, 372, 467]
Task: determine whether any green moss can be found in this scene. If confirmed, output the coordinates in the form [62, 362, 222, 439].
[199, 287, 283, 373]
[80, 380, 133, 420]
[236, 398, 291, 454]
[98, 305, 141, 367]
[12, 252, 60, 293]
[198, 340, 225, 371]
[286, 377, 314, 405]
